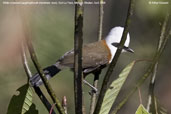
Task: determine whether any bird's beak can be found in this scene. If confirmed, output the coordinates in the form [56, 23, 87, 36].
[123, 47, 134, 53]
[112, 43, 134, 53]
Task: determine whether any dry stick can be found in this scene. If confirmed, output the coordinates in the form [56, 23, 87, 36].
[21, 44, 56, 114]
[16, 3, 57, 113]
[26, 39, 65, 114]
[138, 88, 142, 104]
[98, 0, 104, 41]
[146, 12, 170, 112]
[62, 96, 68, 114]
[89, 0, 104, 114]
[74, 0, 84, 114]
[94, 0, 135, 113]
[21, 44, 32, 80]
[111, 14, 170, 114]
[89, 72, 100, 114]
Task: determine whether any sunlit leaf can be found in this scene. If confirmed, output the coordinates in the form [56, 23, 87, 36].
[7, 83, 38, 114]
[99, 61, 136, 114]
[136, 104, 150, 114]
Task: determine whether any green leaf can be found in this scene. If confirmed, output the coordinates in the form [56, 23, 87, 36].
[99, 61, 136, 114]
[7, 83, 37, 114]
[25, 103, 38, 114]
[136, 104, 150, 114]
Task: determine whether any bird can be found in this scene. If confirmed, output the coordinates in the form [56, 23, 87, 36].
[30, 26, 134, 87]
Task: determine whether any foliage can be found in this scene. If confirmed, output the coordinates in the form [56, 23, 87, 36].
[99, 61, 136, 114]
[3, 0, 170, 114]
[135, 104, 150, 114]
[7, 84, 38, 114]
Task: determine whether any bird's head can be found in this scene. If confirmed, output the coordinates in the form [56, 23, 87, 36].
[105, 26, 134, 62]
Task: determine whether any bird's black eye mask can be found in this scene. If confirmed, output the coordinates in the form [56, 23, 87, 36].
[112, 42, 134, 53]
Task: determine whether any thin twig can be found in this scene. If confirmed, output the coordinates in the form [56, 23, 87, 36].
[26, 39, 65, 114]
[89, 1, 104, 113]
[111, 13, 170, 114]
[138, 88, 142, 104]
[98, 0, 104, 41]
[89, 73, 100, 114]
[147, 12, 170, 112]
[50, 103, 56, 114]
[21, 43, 56, 114]
[74, 0, 84, 114]
[17, 2, 57, 113]
[62, 96, 68, 114]
[94, 0, 135, 113]
[21, 44, 32, 80]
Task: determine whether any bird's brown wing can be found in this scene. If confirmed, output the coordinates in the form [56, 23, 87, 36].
[58, 40, 111, 69]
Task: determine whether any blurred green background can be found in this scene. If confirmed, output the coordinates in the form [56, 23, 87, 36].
[0, 0, 170, 114]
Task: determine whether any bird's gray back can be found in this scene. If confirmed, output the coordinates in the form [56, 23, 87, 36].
[57, 40, 110, 69]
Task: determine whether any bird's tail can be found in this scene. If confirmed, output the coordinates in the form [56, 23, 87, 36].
[30, 65, 61, 87]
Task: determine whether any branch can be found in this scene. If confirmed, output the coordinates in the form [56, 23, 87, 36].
[89, 72, 100, 114]
[89, 0, 104, 113]
[147, 12, 170, 112]
[111, 13, 170, 114]
[26, 39, 65, 114]
[21, 44, 56, 114]
[21, 44, 32, 80]
[74, 0, 84, 114]
[94, 0, 135, 113]
[62, 96, 68, 114]
[98, 0, 104, 41]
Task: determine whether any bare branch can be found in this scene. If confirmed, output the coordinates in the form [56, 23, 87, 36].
[21, 44, 32, 79]
[21, 43, 56, 114]
[62, 96, 68, 114]
[89, 72, 100, 114]
[147, 12, 170, 112]
[26, 39, 65, 114]
[89, 1, 104, 113]
[98, 0, 104, 41]
[111, 12, 170, 114]
[94, 0, 135, 113]
[74, 0, 84, 114]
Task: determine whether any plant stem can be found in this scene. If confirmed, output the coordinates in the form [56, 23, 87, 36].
[94, 0, 135, 113]
[98, 0, 104, 41]
[62, 96, 68, 114]
[21, 44, 56, 114]
[147, 12, 170, 112]
[74, 0, 84, 114]
[111, 13, 170, 114]
[89, 0, 104, 113]
[89, 72, 100, 114]
[26, 39, 65, 114]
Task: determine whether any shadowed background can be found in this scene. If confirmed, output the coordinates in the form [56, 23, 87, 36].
[0, 0, 170, 114]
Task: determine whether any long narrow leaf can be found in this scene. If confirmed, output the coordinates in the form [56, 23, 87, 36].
[136, 104, 150, 114]
[7, 83, 37, 114]
[99, 61, 136, 114]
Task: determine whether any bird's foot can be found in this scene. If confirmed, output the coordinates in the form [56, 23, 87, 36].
[89, 89, 99, 96]
[83, 80, 98, 95]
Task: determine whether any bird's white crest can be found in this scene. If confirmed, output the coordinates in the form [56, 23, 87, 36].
[105, 26, 130, 62]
